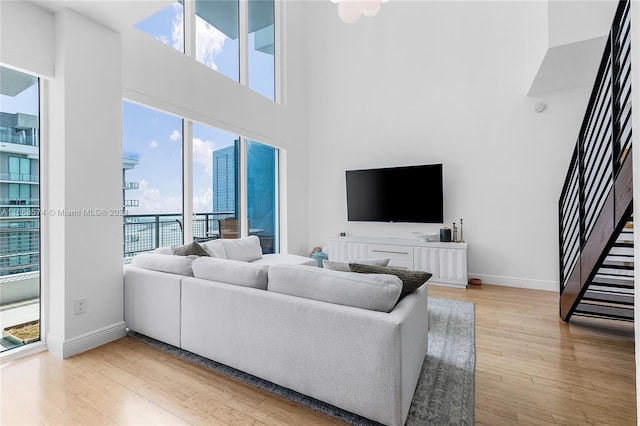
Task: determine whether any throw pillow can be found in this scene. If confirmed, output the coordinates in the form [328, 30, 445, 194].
[348, 263, 432, 299]
[323, 258, 390, 272]
[172, 241, 210, 257]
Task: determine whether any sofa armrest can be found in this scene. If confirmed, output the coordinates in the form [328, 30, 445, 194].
[124, 265, 183, 347]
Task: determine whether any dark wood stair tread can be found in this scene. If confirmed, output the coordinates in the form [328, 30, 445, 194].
[574, 303, 634, 320]
[583, 290, 634, 305]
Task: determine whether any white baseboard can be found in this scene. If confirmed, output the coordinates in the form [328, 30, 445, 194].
[47, 321, 126, 359]
[467, 273, 558, 292]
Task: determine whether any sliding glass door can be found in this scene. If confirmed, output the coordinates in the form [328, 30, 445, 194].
[0, 66, 41, 352]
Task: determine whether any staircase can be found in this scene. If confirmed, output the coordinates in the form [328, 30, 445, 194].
[558, 0, 633, 322]
[573, 220, 634, 321]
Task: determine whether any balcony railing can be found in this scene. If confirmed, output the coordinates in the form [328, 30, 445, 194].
[123, 212, 234, 259]
[123, 181, 139, 190]
[0, 173, 39, 182]
[124, 200, 140, 207]
[0, 134, 38, 147]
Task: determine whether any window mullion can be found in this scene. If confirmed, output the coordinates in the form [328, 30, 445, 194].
[239, 0, 249, 86]
[239, 137, 248, 237]
[183, 120, 194, 243]
[184, 0, 196, 58]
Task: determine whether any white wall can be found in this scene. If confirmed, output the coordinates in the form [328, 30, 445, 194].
[305, 0, 592, 290]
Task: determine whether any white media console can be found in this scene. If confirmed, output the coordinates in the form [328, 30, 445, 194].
[327, 236, 468, 288]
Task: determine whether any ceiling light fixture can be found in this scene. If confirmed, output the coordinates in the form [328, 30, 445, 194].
[331, 0, 387, 24]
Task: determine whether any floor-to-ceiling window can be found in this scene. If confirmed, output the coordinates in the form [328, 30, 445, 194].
[136, 0, 277, 101]
[0, 66, 41, 352]
[192, 123, 239, 240]
[247, 140, 277, 253]
[122, 101, 183, 260]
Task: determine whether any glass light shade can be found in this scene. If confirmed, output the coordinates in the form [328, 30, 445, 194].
[362, 4, 380, 17]
[338, 1, 363, 24]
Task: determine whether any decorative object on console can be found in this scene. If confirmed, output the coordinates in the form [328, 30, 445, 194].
[309, 246, 328, 267]
[459, 218, 465, 243]
[452, 223, 458, 243]
[411, 232, 438, 242]
[439, 226, 452, 242]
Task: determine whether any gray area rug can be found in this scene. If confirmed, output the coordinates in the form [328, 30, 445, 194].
[128, 296, 475, 425]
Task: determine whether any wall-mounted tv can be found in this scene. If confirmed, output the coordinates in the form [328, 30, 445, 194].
[345, 164, 443, 223]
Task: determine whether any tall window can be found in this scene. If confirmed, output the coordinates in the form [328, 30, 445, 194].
[136, 0, 277, 101]
[195, 0, 240, 82]
[192, 123, 239, 240]
[247, 140, 278, 253]
[0, 66, 41, 352]
[122, 101, 183, 260]
[135, 1, 185, 54]
[248, 0, 275, 100]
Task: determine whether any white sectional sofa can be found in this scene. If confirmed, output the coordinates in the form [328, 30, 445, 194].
[124, 236, 429, 426]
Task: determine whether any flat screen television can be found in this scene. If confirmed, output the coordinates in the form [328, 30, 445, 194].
[345, 164, 443, 223]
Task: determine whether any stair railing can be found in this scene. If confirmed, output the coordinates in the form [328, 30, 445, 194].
[558, 0, 632, 319]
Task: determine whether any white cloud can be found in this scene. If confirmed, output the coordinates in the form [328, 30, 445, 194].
[193, 137, 216, 177]
[149, 140, 158, 149]
[172, 4, 184, 52]
[195, 17, 227, 71]
[170, 130, 181, 142]
[194, 188, 213, 213]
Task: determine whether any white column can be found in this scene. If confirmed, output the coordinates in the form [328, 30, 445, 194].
[47, 8, 125, 358]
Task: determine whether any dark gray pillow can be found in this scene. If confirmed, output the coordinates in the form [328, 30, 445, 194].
[349, 263, 432, 299]
[172, 241, 210, 257]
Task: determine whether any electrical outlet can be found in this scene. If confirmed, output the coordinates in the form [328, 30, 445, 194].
[74, 298, 88, 315]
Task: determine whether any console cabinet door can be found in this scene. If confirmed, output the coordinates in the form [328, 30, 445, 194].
[327, 241, 348, 261]
[347, 243, 369, 260]
[413, 247, 439, 278]
[438, 248, 467, 285]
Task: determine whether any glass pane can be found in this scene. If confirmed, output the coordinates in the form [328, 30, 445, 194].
[122, 101, 183, 260]
[195, 0, 240, 82]
[135, 1, 184, 54]
[247, 141, 277, 253]
[193, 123, 239, 240]
[0, 65, 40, 352]
[248, 0, 275, 100]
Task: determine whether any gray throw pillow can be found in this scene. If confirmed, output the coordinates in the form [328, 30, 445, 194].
[172, 241, 210, 257]
[348, 263, 432, 299]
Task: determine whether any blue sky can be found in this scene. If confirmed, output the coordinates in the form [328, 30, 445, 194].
[124, 1, 274, 215]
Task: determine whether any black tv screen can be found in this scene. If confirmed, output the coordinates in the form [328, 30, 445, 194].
[345, 164, 443, 223]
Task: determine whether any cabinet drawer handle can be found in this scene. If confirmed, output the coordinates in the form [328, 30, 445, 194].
[371, 249, 410, 255]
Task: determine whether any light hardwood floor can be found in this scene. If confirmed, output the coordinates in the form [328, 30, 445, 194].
[1, 284, 636, 425]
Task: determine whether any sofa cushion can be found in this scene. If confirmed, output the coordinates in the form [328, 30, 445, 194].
[252, 253, 316, 267]
[192, 257, 269, 289]
[153, 246, 173, 255]
[268, 264, 402, 312]
[172, 241, 210, 257]
[220, 235, 264, 262]
[201, 239, 227, 259]
[130, 253, 195, 276]
[322, 258, 390, 272]
[349, 263, 432, 299]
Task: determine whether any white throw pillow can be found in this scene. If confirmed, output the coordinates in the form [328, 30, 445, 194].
[131, 253, 195, 276]
[268, 264, 402, 312]
[220, 235, 263, 262]
[323, 258, 390, 272]
[201, 239, 227, 259]
[153, 246, 173, 255]
[192, 257, 269, 290]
